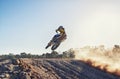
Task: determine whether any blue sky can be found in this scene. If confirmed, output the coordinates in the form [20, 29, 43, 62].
[0, 0, 120, 54]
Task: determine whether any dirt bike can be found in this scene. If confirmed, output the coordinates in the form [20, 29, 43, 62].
[45, 33, 63, 50]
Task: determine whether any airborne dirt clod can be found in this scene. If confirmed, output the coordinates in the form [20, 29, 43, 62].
[0, 58, 120, 79]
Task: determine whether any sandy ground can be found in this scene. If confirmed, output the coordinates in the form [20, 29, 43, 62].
[0, 58, 120, 79]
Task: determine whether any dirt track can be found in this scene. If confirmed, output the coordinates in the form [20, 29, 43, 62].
[20, 58, 120, 79]
[0, 58, 120, 79]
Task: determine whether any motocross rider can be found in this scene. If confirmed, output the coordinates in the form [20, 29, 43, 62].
[45, 26, 67, 49]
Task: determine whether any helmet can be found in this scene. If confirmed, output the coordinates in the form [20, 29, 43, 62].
[58, 26, 64, 29]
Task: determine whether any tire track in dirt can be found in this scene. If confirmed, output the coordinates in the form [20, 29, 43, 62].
[38, 59, 120, 79]
[21, 59, 120, 79]
[46, 60, 80, 79]
[45, 60, 119, 79]
[1, 59, 119, 79]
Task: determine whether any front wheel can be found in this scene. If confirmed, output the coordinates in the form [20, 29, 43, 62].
[51, 42, 60, 50]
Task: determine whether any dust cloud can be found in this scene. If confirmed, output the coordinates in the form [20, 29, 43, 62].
[74, 45, 120, 76]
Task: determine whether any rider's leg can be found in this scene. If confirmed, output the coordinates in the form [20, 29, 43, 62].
[58, 34, 67, 42]
[45, 40, 53, 49]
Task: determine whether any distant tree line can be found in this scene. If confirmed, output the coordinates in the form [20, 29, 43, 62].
[0, 49, 75, 59]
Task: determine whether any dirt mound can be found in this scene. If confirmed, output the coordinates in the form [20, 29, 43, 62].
[0, 58, 120, 79]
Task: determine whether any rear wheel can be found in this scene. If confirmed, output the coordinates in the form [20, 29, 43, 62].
[51, 42, 60, 50]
